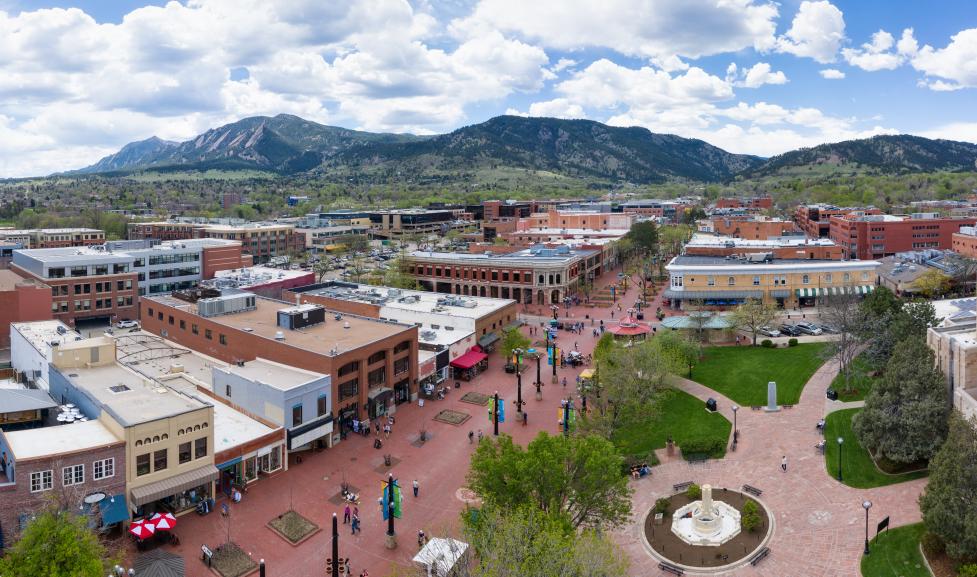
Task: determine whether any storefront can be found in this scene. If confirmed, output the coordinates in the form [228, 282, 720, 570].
[477, 332, 500, 353]
[450, 347, 489, 381]
[394, 379, 410, 405]
[287, 414, 334, 451]
[367, 387, 394, 418]
[130, 464, 219, 517]
[338, 404, 358, 438]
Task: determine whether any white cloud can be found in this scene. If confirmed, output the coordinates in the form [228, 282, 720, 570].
[912, 28, 977, 90]
[842, 28, 916, 71]
[917, 122, 977, 144]
[452, 0, 779, 59]
[775, 1, 846, 63]
[819, 68, 845, 79]
[507, 98, 586, 119]
[738, 62, 788, 88]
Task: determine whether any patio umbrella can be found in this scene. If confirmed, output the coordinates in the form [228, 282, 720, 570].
[149, 512, 177, 531]
[129, 518, 156, 540]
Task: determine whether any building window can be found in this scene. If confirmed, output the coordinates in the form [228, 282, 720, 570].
[825, 273, 832, 283]
[63, 464, 84, 487]
[802, 275, 810, 284]
[205, 329, 212, 340]
[394, 341, 410, 354]
[30, 470, 53, 492]
[317, 395, 328, 417]
[292, 405, 303, 427]
[394, 357, 409, 375]
[844, 272, 851, 282]
[93, 458, 114, 480]
[670, 276, 683, 288]
[707, 276, 715, 286]
[136, 453, 151, 476]
[727, 276, 735, 286]
[179, 320, 186, 330]
[368, 367, 386, 387]
[179, 442, 191, 464]
[194, 437, 207, 459]
[338, 361, 359, 377]
[153, 449, 167, 472]
[192, 324, 199, 335]
[219, 334, 227, 345]
[225, 384, 232, 397]
[340, 379, 359, 400]
[861, 271, 868, 280]
[752, 276, 760, 286]
[368, 350, 386, 364]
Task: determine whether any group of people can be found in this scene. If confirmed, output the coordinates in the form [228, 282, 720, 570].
[629, 463, 652, 479]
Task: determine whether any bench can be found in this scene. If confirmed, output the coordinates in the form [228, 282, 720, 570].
[658, 562, 684, 575]
[783, 404, 794, 409]
[742, 484, 763, 497]
[686, 454, 709, 464]
[672, 481, 694, 492]
[201, 545, 213, 567]
[751, 405, 762, 411]
[749, 547, 770, 566]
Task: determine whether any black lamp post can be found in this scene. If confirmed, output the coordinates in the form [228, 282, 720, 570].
[732, 404, 739, 447]
[562, 398, 573, 437]
[837, 437, 844, 481]
[331, 513, 339, 576]
[862, 500, 872, 555]
[493, 391, 500, 436]
[514, 348, 524, 413]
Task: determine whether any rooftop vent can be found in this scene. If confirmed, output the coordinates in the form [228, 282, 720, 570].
[109, 384, 130, 393]
[275, 331, 285, 341]
[343, 321, 350, 329]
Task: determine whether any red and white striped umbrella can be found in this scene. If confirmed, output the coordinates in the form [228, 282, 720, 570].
[149, 511, 178, 531]
[129, 518, 156, 539]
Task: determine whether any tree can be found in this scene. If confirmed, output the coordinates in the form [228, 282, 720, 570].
[852, 337, 950, 464]
[919, 412, 977, 561]
[729, 299, 778, 345]
[860, 286, 902, 321]
[624, 221, 658, 253]
[863, 300, 938, 371]
[467, 432, 632, 529]
[382, 255, 421, 289]
[913, 269, 952, 298]
[584, 339, 672, 437]
[0, 509, 111, 577]
[499, 327, 531, 368]
[683, 299, 711, 343]
[821, 291, 866, 394]
[313, 258, 331, 282]
[460, 505, 629, 577]
[653, 330, 702, 379]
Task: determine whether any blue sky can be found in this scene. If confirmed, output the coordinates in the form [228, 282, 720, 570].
[0, 0, 975, 177]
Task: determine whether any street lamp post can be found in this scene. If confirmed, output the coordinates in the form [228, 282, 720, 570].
[535, 352, 543, 399]
[837, 437, 844, 481]
[514, 349, 524, 414]
[862, 500, 873, 555]
[493, 391, 500, 436]
[732, 405, 739, 448]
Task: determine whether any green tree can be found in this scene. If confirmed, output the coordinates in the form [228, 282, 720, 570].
[729, 298, 778, 346]
[653, 330, 702, 379]
[624, 221, 658, 253]
[913, 269, 952, 298]
[853, 337, 950, 464]
[863, 300, 938, 370]
[919, 412, 977, 561]
[584, 338, 672, 437]
[313, 258, 331, 282]
[15, 207, 40, 229]
[499, 327, 531, 368]
[467, 432, 632, 529]
[461, 505, 629, 577]
[860, 286, 902, 321]
[0, 509, 111, 577]
[382, 255, 421, 289]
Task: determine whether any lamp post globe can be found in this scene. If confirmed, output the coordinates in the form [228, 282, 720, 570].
[836, 437, 844, 481]
[862, 500, 873, 555]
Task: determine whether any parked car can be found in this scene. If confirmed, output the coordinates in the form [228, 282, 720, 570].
[779, 324, 801, 336]
[759, 326, 781, 338]
[817, 323, 839, 334]
[116, 320, 139, 329]
[794, 322, 823, 336]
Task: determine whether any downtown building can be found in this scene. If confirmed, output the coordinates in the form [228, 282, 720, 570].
[127, 219, 305, 264]
[829, 211, 976, 260]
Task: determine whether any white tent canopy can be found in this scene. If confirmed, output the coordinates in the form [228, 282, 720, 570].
[412, 537, 468, 577]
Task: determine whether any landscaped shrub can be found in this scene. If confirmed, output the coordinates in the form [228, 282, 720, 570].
[921, 531, 945, 557]
[788, 338, 798, 347]
[741, 499, 761, 532]
[957, 564, 977, 577]
[680, 437, 726, 458]
[760, 339, 773, 348]
[685, 483, 701, 500]
[654, 497, 671, 515]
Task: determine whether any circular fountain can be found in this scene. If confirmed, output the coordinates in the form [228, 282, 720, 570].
[670, 484, 742, 546]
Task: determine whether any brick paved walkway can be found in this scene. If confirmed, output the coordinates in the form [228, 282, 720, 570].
[615, 357, 927, 576]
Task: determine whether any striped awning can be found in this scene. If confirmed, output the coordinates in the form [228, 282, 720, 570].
[796, 285, 876, 298]
[663, 289, 763, 300]
[130, 465, 219, 507]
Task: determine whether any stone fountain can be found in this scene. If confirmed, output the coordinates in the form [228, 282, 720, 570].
[670, 484, 741, 546]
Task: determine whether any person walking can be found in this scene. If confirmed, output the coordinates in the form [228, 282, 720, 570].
[781, 455, 788, 473]
[343, 503, 351, 524]
[412, 479, 419, 498]
[522, 411, 528, 427]
[468, 430, 474, 444]
[351, 514, 360, 534]
[477, 429, 484, 442]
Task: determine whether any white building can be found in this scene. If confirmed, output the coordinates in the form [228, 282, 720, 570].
[10, 320, 80, 391]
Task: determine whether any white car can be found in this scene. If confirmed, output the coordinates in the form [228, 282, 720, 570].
[116, 320, 139, 329]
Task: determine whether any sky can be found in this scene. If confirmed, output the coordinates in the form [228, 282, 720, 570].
[0, 0, 976, 177]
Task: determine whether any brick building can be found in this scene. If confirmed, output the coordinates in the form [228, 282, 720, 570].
[715, 196, 773, 210]
[683, 234, 843, 260]
[0, 270, 53, 347]
[0, 228, 104, 249]
[521, 210, 637, 231]
[139, 291, 419, 436]
[794, 204, 881, 238]
[127, 221, 304, 264]
[951, 226, 977, 258]
[829, 212, 976, 260]
[701, 216, 797, 240]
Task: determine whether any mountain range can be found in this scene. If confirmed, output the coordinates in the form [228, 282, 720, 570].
[72, 115, 977, 183]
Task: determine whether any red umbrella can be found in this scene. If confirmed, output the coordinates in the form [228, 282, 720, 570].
[129, 518, 156, 540]
[149, 512, 178, 531]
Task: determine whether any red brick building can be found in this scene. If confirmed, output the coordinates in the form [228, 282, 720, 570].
[830, 212, 977, 260]
[951, 226, 977, 258]
[795, 205, 881, 238]
[715, 196, 773, 210]
[705, 216, 797, 240]
[0, 270, 53, 347]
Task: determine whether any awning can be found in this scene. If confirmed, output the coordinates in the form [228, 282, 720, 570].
[770, 289, 791, 298]
[368, 387, 394, 400]
[130, 465, 219, 507]
[412, 538, 468, 577]
[217, 457, 242, 469]
[477, 332, 500, 348]
[663, 289, 763, 300]
[579, 369, 595, 380]
[100, 494, 129, 525]
[504, 320, 524, 331]
[450, 350, 488, 369]
[796, 285, 876, 298]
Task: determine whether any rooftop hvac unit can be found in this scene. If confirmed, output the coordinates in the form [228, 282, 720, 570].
[275, 331, 285, 341]
[277, 304, 326, 330]
[198, 293, 257, 317]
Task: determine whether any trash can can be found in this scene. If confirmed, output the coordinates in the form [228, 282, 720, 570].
[706, 398, 718, 412]
[826, 389, 838, 401]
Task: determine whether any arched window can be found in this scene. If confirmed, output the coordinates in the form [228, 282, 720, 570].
[161, 434, 168, 440]
[802, 274, 810, 284]
[152, 435, 160, 443]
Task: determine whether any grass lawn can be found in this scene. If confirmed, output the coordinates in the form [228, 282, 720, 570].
[832, 352, 879, 402]
[861, 523, 931, 577]
[612, 388, 731, 463]
[691, 343, 829, 406]
[824, 409, 928, 489]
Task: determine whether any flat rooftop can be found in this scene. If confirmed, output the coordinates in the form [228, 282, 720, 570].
[12, 320, 79, 352]
[213, 266, 311, 288]
[147, 295, 413, 355]
[687, 234, 835, 247]
[4, 419, 121, 461]
[669, 255, 880, 268]
[410, 245, 598, 264]
[113, 331, 223, 388]
[0, 269, 29, 291]
[513, 227, 630, 236]
[0, 228, 102, 235]
[292, 281, 514, 319]
[15, 246, 134, 263]
[221, 359, 326, 391]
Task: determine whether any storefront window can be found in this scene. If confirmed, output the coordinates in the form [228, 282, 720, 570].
[179, 442, 191, 464]
[244, 457, 257, 481]
[154, 449, 167, 472]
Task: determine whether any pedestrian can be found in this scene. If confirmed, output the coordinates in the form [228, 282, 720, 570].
[418, 529, 426, 547]
[413, 479, 419, 497]
[468, 430, 474, 444]
[353, 505, 358, 519]
[344, 558, 351, 576]
[351, 514, 360, 534]
[375, 423, 380, 436]
[574, 341, 578, 350]
[610, 310, 614, 319]
[477, 429, 484, 442]
[781, 455, 788, 473]
[343, 503, 351, 524]
[562, 376, 567, 387]
[522, 411, 528, 427]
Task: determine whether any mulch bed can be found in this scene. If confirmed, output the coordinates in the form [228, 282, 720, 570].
[210, 541, 258, 577]
[645, 489, 770, 569]
[922, 547, 960, 577]
[434, 409, 471, 425]
[410, 431, 435, 447]
[872, 452, 928, 475]
[373, 455, 402, 473]
[461, 392, 491, 405]
[268, 510, 319, 545]
[327, 485, 360, 506]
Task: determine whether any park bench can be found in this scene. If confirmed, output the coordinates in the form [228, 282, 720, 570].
[686, 454, 709, 464]
[200, 545, 213, 567]
[742, 484, 763, 497]
[751, 405, 762, 411]
[672, 480, 694, 492]
[783, 404, 794, 409]
[749, 546, 770, 566]
[658, 562, 684, 575]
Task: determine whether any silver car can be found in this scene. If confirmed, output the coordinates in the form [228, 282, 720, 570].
[759, 326, 781, 338]
[794, 322, 823, 336]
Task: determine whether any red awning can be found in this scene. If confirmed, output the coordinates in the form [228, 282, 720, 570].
[450, 350, 488, 370]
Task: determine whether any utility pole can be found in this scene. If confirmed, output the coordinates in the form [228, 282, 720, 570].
[514, 349, 524, 414]
[384, 474, 397, 550]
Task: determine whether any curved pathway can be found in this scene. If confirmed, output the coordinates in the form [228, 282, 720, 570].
[616, 357, 927, 576]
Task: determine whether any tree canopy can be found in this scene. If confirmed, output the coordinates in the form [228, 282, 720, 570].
[919, 412, 977, 561]
[0, 510, 111, 577]
[624, 221, 658, 253]
[853, 336, 949, 464]
[467, 432, 631, 529]
[728, 298, 778, 346]
[499, 327, 531, 365]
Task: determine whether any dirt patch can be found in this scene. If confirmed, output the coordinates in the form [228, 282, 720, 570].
[461, 392, 491, 405]
[872, 452, 928, 476]
[922, 545, 958, 577]
[434, 409, 471, 425]
[268, 510, 319, 545]
[645, 489, 771, 569]
[211, 541, 258, 577]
